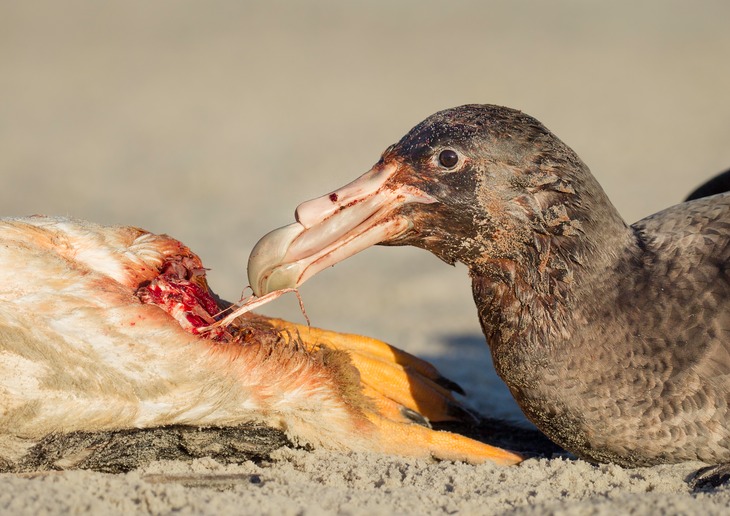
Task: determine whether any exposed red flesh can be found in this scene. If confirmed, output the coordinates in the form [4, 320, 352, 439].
[136, 256, 230, 341]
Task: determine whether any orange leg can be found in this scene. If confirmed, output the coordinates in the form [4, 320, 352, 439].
[266, 318, 467, 422]
[265, 318, 522, 466]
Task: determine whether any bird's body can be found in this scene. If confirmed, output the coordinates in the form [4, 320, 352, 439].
[0, 216, 356, 450]
[250, 104, 730, 468]
[474, 193, 730, 466]
[0, 215, 520, 470]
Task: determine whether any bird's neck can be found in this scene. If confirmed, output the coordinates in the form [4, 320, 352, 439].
[469, 175, 635, 364]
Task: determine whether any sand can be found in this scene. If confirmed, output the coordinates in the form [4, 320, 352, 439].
[2, 0, 730, 513]
[3, 451, 729, 515]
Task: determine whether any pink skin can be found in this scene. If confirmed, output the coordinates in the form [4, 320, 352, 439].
[248, 162, 435, 296]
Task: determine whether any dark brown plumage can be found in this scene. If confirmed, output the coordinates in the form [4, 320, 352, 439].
[250, 104, 730, 471]
[686, 168, 730, 201]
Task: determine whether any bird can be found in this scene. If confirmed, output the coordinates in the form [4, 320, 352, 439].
[686, 168, 730, 201]
[248, 104, 730, 476]
[0, 215, 522, 472]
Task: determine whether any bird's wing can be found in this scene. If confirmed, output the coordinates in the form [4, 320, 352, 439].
[631, 194, 730, 387]
[686, 169, 730, 201]
[0, 216, 251, 435]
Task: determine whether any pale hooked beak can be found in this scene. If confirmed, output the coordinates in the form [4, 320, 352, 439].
[248, 162, 435, 296]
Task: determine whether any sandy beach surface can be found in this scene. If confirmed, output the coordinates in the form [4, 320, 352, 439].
[2, 0, 730, 513]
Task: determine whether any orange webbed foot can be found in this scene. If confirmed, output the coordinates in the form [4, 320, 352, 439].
[363, 410, 523, 466]
[265, 318, 468, 423]
[264, 318, 522, 466]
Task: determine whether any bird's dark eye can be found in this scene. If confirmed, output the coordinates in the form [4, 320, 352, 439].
[438, 149, 459, 169]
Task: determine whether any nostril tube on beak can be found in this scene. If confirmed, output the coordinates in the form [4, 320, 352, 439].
[294, 163, 399, 229]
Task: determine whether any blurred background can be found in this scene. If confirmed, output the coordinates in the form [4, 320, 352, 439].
[2, 0, 729, 422]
